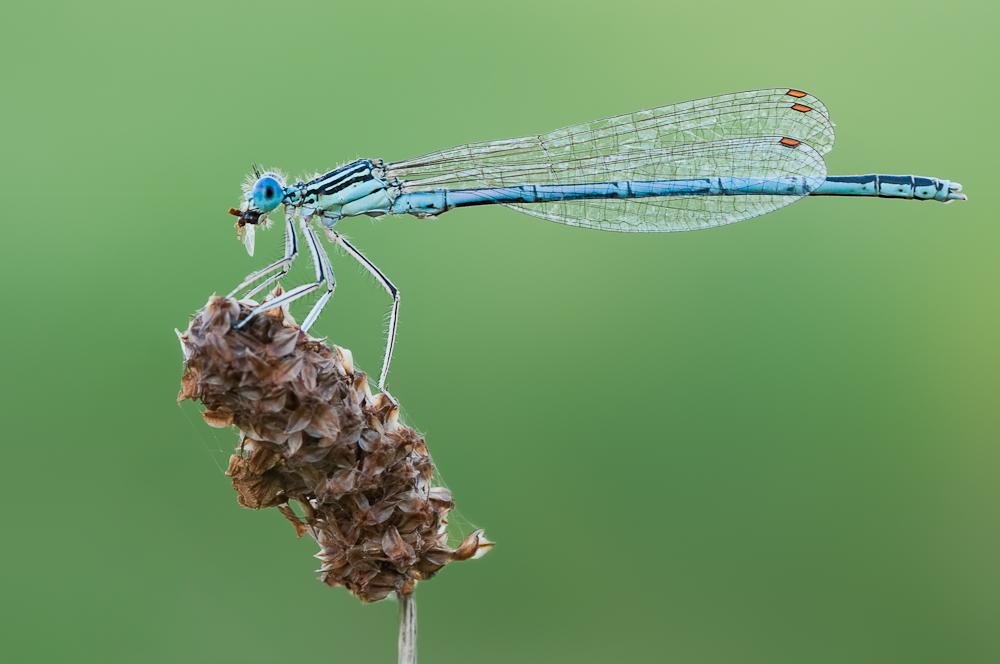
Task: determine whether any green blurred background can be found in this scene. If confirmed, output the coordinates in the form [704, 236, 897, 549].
[2, 1, 997, 662]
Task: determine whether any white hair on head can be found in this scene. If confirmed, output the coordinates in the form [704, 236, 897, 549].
[241, 168, 288, 193]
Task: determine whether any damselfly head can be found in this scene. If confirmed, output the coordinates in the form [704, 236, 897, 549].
[250, 172, 286, 213]
[229, 169, 285, 254]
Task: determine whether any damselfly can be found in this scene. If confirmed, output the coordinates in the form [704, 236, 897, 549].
[226, 88, 966, 391]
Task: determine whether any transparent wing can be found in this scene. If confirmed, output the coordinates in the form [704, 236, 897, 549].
[242, 223, 255, 256]
[388, 88, 833, 190]
[385, 88, 834, 231]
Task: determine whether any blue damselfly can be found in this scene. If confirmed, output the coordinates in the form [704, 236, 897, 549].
[226, 88, 966, 390]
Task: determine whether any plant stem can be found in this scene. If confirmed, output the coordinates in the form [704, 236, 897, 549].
[398, 591, 417, 664]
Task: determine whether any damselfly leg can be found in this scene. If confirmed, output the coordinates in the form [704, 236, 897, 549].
[299, 221, 337, 333]
[228, 209, 298, 300]
[326, 229, 399, 392]
[236, 211, 336, 333]
[227, 209, 398, 390]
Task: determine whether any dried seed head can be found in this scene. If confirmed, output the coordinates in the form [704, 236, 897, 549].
[177, 294, 491, 603]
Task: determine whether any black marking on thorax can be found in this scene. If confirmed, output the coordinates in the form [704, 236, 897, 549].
[301, 159, 377, 203]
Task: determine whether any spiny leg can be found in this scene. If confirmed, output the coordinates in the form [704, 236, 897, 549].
[228, 208, 298, 300]
[236, 211, 331, 329]
[328, 230, 399, 392]
[300, 225, 336, 333]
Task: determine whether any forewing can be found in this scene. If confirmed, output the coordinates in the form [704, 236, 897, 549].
[387, 88, 834, 193]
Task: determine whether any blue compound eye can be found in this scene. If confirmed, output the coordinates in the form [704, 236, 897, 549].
[251, 175, 285, 212]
